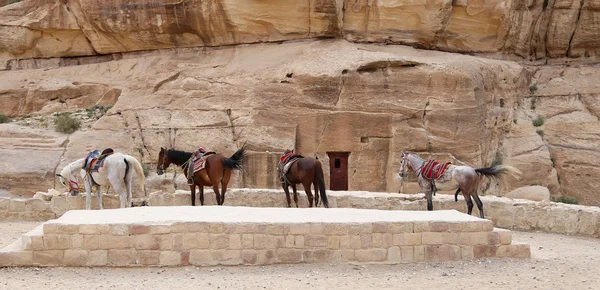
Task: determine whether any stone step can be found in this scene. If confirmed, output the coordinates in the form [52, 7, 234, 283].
[0, 206, 530, 267]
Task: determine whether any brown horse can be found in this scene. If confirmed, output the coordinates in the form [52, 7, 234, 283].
[279, 150, 329, 208]
[157, 147, 245, 206]
[399, 152, 521, 218]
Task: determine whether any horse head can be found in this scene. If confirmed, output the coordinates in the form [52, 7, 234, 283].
[399, 152, 409, 178]
[156, 147, 171, 175]
[56, 171, 80, 196]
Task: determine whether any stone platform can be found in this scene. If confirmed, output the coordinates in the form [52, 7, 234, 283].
[0, 206, 530, 267]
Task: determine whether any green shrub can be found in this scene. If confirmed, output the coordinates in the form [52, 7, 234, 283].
[0, 114, 10, 123]
[55, 114, 81, 133]
[532, 116, 544, 127]
[556, 196, 578, 204]
[529, 85, 538, 93]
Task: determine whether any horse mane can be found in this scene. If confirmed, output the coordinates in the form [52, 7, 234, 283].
[166, 149, 193, 165]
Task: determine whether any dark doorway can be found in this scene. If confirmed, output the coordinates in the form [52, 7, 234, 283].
[327, 152, 349, 191]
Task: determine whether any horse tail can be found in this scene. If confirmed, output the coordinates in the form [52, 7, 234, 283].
[222, 147, 246, 170]
[474, 165, 522, 187]
[315, 160, 329, 208]
[125, 155, 146, 196]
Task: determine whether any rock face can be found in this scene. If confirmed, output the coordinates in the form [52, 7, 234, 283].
[1, 0, 600, 63]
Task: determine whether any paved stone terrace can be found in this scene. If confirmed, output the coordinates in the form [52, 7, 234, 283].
[0, 206, 529, 267]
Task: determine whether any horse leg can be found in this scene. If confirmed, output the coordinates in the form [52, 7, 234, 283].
[283, 182, 292, 208]
[424, 189, 433, 211]
[472, 193, 485, 219]
[291, 184, 299, 208]
[84, 181, 92, 210]
[126, 177, 133, 208]
[190, 185, 196, 206]
[199, 185, 205, 206]
[312, 179, 319, 208]
[96, 186, 103, 210]
[302, 180, 314, 208]
[462, 191, 474, 216]
[220, 169, 232, 205]
[213, 183, 222, 206]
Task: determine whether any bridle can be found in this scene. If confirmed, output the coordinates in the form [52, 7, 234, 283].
[61, 163, 83, 192]
[157, 149, 171, 175]
[399, 153, 425, 178]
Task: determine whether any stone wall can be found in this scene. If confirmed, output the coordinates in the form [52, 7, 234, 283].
[2, 189, 599, 238]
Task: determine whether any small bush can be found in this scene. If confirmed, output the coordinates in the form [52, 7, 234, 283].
[55, 114, 81, 133]
[532, 116, 544, 127]
[530, 98, 537, 110]
[0, 114, 10, 123]
[500, 99, 505, 108]
[556, 196, 578, 204]
[529, 84, 538, 93]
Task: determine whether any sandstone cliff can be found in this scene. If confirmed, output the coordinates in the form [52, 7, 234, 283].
[1, 0, 599, 65]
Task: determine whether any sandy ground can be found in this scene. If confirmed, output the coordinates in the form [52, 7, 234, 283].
[1, 221, 599, 290]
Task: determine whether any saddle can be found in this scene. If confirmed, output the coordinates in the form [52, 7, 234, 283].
[187, 151, 216, 185]
[82, 148, 115, 172]
[419, 159, 451, 180]
[278, 152, 303, 184]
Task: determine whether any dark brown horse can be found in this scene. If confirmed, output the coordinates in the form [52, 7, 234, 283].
[157, 147, 245, 206]
[279, 150, 329, 208]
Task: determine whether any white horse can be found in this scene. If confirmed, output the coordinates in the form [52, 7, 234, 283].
[399, 152, 521, 218]
[57, 152, 146, 209]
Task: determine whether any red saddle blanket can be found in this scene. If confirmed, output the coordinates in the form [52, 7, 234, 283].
[191, 152, 216, 173]
[419, 160, 451, 180]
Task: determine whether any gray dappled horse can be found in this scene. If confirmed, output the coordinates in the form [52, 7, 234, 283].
[399, 152, 521, 219]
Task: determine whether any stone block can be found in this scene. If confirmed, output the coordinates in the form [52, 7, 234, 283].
[242, 234, 254, 248]
[331, 249, 354, 262]
[497, 243, 531, 258]
[473, 245, 498, 258]
[257, 249, 276, 265]
[393, 233, 421, 246]
[135, 235, 160, 250]
[83, 235, 99, 250]
[172, 222, 208, 233]
[273, 236, 285, 248]
[284, 235, 295, 248]
[149, 225, 171, 234]
[328, 236, 340, 249]
[254, 234, 275, 249]
[360, 234, 373, 248]
[460, 246, 474, 260]
[174, 233, 209, 250]
[30, 236, 45, 250]
[42, 235, 58, 250]
[348, 224, 372, 235]
[189, 249, 215, 266]
[211, 250, 242, 265]
[26, 199, 48, 212]
[309, 224, 324, 235]
[56, 224, 79, 235]
[101, 235, 134, 249]
[87, 250, 108, 266]
[110, 224, 130, 236]
[79, 224, 100, 235]
[382, 233, 393, 247]
[228, 223, 256, 234]
[208, 224, 225, 233]
[355, 248, 387, 262]
[9, 199, 26, 212]
[413, 222, 430, 233]
[401, 246, 414, 263]
[268, 224, 287, 235]
[323, 224, 348, 235]
[414, 246, 425, 262]
[305, 235, 328, 248]
[0, 251, 33, 266]
[372, 222, 389, 233]
[108, 249, 136, 266]
[0, 197, 9, 211]
[63, 250, 88, 266]
[210, 234, 230, 249]
[289, 224, 310, 235]
[421, 232, 444, 245]
[303, 249, 333, 263]
[424, 245, 460, 262]
[487, 231, 501, 245]
[159, 235, 173, 250]
[495, 228, 512, 245]
[350, 235, 361, 249]
[137, 250, 160, 265]
[229, 234, 242, 249]
[130, 225, 151, 235]
[33, 250, 64, 266]
[371, 233, 383, 247]
[50, 196, 68, 215]
[241, 249, 258, 264]
[56, 234, 72, 249]
[388, 246, 401, 263]
[159, 251, 182, 266]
